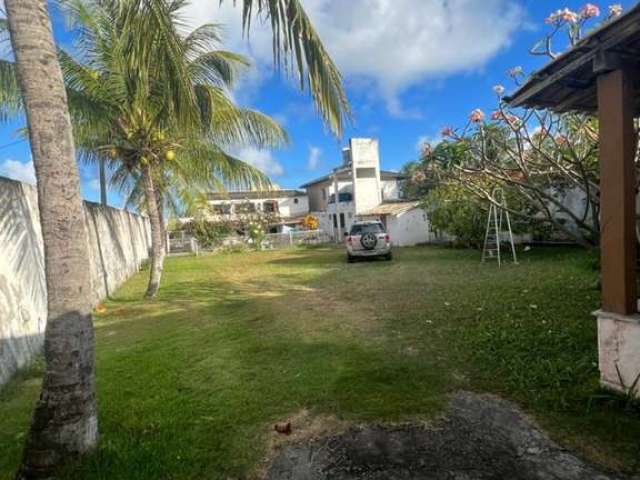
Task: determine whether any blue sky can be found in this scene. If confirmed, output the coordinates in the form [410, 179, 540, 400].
[0, 0, 635, 208]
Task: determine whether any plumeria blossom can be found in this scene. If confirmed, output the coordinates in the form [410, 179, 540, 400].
[469, 109, 485, 123]
[491, 110, 520, 125]
[580, 3, 600, 19]
[507, 66, 524, 78]
[441, 126, 455, 137]
[421, 142, 433, 157]
[609, 4, 623, 17]
[545, 8, 579, 24]
[411, 170, 427, 183]
[555, 135, 569, 146]
[493, 84, 505, 96]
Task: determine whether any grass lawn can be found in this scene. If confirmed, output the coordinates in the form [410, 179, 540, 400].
[1, 246, 639, 479]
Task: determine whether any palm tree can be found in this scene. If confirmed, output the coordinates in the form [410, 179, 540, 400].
[1, 0, 349, 475]
[61, 0, 288, 297]
[4, 1, 98, 479]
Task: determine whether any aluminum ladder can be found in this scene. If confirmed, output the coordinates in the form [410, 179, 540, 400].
[481, 188, 518, 267]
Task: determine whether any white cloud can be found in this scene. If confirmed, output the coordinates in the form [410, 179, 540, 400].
[307, 146, 322, 170]
[88, 178, 101, 191]
[237, 147, 284, 177]
[183, 0, 523, 115]
[0, 159, 36, 184]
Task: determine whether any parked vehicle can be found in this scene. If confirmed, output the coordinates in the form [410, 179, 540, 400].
[345, 221, 392, 262]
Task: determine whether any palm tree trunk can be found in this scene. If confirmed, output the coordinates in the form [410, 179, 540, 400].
[99, 157, 108, 207]
[142, 164, 165, 298]
[5, 1, 98, 478]
[155, 186, 168, 252]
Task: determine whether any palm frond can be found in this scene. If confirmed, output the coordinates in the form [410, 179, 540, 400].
[228, 0, 351, 137]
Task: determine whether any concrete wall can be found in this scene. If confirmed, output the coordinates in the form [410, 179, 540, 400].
[0, 176, 151, 386]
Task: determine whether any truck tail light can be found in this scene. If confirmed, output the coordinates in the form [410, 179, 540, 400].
[347, 236, 352, 244]
[385, 234, 390, 242]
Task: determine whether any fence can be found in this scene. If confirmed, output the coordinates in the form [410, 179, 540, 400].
[167, 230, 199, 255]
[166, 229, 332, 255]
[263, 229, 332, 248]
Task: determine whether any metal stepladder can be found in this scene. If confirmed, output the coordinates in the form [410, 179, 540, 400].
[481, 187, 518, 267]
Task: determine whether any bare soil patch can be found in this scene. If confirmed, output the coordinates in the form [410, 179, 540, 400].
[266, 391, 627, 480]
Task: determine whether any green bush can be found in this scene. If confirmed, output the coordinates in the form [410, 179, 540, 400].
[424, 184, 487, 248]
[179, 220, 233, 249]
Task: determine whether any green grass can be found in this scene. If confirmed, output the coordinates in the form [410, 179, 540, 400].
[1, 246, 638, 479]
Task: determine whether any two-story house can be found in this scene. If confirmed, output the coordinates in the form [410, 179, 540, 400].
[300, 138, 430, 246]
[204, 189, 309, 233]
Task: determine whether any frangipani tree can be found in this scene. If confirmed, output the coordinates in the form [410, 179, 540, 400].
[413, 3, 627, 248]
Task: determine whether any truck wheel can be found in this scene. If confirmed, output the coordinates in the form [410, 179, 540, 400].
[347, 254, 355, 263]
[385, 252, 393, 261]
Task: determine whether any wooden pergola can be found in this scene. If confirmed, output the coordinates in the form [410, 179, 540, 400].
[507, 5, 640, 396]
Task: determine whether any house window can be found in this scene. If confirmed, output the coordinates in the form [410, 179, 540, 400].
[294, 198, 299, 204]
[332, 214, 338, 228]
[322, 189, 327, 200]
[338, 192, 353, 203]
[236, 202, 256, 214]
[339, 213, 345, 228]
[328, 194, 336, 204]
[263, 200, 278, 213]
[212, 204, 231, 215]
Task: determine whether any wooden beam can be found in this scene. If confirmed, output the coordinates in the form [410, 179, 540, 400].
[597, 68, 638, 315]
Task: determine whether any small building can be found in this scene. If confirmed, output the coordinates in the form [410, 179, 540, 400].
[359, 201, 430, 247]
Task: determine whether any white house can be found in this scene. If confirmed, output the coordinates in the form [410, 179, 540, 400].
[300, 138, 431, 246]
[204, 190, 309, 232]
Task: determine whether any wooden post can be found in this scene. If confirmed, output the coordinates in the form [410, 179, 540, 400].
[597, 68, 637, 315]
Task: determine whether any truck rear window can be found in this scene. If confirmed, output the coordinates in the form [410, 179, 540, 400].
[350, 223, 384, 235]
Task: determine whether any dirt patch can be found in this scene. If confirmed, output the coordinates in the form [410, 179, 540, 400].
[265, 391, 627, 479]
[254, 409, 351, 479]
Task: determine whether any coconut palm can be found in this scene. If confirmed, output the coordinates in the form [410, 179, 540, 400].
[1, 0, 349, 476]
[61, 0, 288, 297]
[4, 1, 98, 479]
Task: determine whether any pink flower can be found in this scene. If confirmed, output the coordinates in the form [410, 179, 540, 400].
[491, 111, 520, 126]
[441, 126, 454, 137]
[546, 8, 579, 24]
[580, 3, 600, 19]
[469, 109, 485, 123]
[608, 4, 623, 17]
[507, 66, 524, 78]
[420, 142, 433, 157]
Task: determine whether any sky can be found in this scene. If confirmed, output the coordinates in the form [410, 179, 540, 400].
[0, 0, 635, 208]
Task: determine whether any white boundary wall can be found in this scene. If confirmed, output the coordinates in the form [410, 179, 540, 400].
[0, 176, 151, 386]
